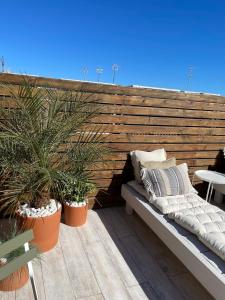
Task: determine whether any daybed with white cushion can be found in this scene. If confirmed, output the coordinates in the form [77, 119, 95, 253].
[121, 182, 225, 300]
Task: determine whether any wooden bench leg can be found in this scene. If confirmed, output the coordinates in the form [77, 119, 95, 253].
[126, 203, 133, 215]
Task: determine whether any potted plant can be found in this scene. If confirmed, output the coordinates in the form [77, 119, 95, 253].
[0, 78, 109, 252]
[61, 174, 96, 227]
[0, 223, 37, 291]
[0, 257, 28, 291]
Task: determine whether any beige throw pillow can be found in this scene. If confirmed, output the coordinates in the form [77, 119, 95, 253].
[130, 149, 167, 183]
[140, 157, 176, 170]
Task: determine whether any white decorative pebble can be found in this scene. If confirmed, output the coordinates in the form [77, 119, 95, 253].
[17, 200, 61, 218]
[65, 200, 86, 207]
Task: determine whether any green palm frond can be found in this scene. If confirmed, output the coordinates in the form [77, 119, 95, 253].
[0, 78, 110, 213]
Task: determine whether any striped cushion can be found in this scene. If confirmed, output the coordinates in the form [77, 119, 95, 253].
[141, 163, 196, 198]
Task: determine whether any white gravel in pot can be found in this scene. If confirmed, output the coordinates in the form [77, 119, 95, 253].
[64, 200, 86, 207]
[17, 199, 61, 218]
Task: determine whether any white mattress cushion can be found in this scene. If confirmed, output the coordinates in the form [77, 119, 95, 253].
[199, 231, 225, 261]
[169, 203, 225, 235]
[168, 196, 225, 261]
[152, 193, 205, 214]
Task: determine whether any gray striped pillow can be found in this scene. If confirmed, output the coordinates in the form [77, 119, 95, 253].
[141, 163, 196, 198]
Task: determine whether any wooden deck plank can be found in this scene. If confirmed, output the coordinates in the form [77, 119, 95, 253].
[60, 224, 101, 299]
[99, 208, 134, 239]
[15, 280, 34, 300]
[78, 294, 104, 300]
[86, 209, 118, 241]
[89, 210, 145, 287]
[41, 244, 75, 300]
[127, 284, 149, 300]
[120, 207, 187, 277]
[0, 291, 15, 300]
[77, 215, 101, 245]
[119, 208, 213, 299]
[32, 260, 46, 300]
[15, 261, 46, 300]
[120, 234, 183, 299]
[83, 240, 132, 300]
[170, 272, 212, 300]
[127, 282, 159, 300]
[97, 207, 186, 299]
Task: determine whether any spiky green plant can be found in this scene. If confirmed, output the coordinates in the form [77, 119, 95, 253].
[0, 79, 109, 214]
[60, 173, 96, 203]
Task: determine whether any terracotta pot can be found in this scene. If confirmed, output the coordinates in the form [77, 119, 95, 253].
[0, 265, 29, 291]
[17, 204, 62, 253]
[64, 203, 87, 227]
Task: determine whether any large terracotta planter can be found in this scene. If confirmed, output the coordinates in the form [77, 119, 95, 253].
[64, 203, 87, 227]
[17, 205, 62, 253]
[0, 265, 29, 291]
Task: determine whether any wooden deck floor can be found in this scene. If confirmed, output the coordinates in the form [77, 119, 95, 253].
[0, 207, 212, 300]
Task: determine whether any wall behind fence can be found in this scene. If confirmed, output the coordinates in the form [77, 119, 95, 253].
[1, 73, 225, 208]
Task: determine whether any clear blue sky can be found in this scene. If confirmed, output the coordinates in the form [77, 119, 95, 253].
[1, 0, 225, 94]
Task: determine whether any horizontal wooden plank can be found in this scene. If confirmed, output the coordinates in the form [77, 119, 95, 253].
[89, 174, 207, 194]
[91, 170, 124, 179]
[91, 115, 225, 128]
[108, 143, 224, 152]
[3, 96, 225, 120]
[97, 104, 225, 120]
[2, 99, 225, 129]
[71, 150, 222, 165]
[93, 176, 204, 189]
[106, 135, 225, 143]
[94, 178, 124, 188]
[92, 93, 225, 112]
[92, 174, 203, 188]
[90, 162, 213, 178]
[1, 73, 225, 103]
[2, 86, 225, 110]
[68, 134, 225, 144]
[88, 158, 220, 170]
[82, 124, 225, 136]
[96, 151, 221, 161]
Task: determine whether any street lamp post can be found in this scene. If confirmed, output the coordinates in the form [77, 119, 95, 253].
[1, 56, 5, 73]
[82, 67, 89, 81]
[112, 64, 119, 84]
[96, 67, 104, 83]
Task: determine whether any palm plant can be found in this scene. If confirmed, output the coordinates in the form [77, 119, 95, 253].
[0, 79, 109, 215]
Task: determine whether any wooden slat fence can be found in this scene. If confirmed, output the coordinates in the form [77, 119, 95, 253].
[1, 73, 225, 208]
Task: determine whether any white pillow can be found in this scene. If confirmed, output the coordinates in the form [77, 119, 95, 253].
[130, 149, 167, 183]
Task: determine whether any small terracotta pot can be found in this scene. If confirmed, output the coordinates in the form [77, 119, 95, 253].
[0, 265, 29, 291]
[17, 204, 62, 253]
[64, 203, 87, 227]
